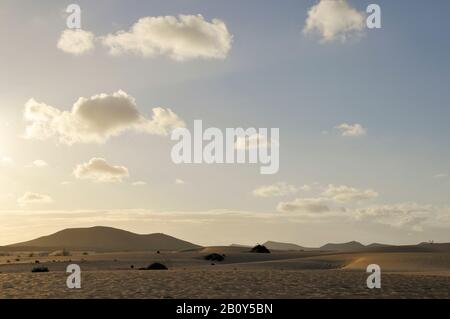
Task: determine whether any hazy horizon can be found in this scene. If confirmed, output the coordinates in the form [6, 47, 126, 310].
[1, 223, 447, 248]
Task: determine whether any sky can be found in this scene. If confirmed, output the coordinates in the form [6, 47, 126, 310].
[0, 0, 449, 247]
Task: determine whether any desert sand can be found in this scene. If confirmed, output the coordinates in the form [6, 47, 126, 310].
[1, 246, 449, 299]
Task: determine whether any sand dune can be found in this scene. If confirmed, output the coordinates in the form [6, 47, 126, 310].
[1, 228, 449, 299]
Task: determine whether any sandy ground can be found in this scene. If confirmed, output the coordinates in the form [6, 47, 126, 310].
[1, 248, 449, 299]
[1, 269, 449, 299]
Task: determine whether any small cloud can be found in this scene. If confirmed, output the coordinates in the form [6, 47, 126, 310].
[235, 133, 277, 150]
[253, 182, 297, 198]
[101, 15, 233, 61]
[57, 29, 95, 55]
[323, 184, 378, 203]
[74, 158, 129, 183]
[61, 181, 72, 185]
[29, 160, 48, 168]
[17, 192, 53, 206]
[300, 184, 312, 192]
[336, 123, 367, 137]
[434, 174, 447, 179]
[175, 179, 186, 185]
[303, 0, 365, 43]
[1, 156, 14, 166]
[277, 197, 330, 213]
[132, 181, 147, 186]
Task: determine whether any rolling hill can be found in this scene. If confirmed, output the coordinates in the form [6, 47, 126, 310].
[7, 226, 201, 252]
[263, 241, 309, 251]
[319, 241, 366, 251]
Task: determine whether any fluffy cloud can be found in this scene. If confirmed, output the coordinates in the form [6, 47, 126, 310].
[235, 133, 276, 150]
[300, 185, 312, 192]
[355, 203, 437, 231]
[0, 156, 14, 166]
[74, 158, 129, 183]
[132, 181, 147, 186]
[276, 197, 448, 232]
[24, 90, 185, 145]
[101, 15, 233, 61]
[57, 29, 95, 55]
[304, 0, 365, 42]
[336, 123, 367, 137]
[323, 184, 378, 203]
[253, 182, 297, 198]
[17, 192, 53, 206]
[175, 179, 186, 185]
[277, 197, 330, 213]
[28, 160, 48, 168]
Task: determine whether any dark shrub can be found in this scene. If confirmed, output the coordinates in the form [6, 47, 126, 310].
[250, 245, 271, 253]
[32, 266, 49, 273]
[60, 249, 71, 256]
[204, 253, 225, 262]
[140, 262, 168, 270]
[35, 260, 40, 264]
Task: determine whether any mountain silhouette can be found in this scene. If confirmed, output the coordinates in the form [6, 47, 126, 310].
[8, 226, 201, 252]
[263, 241, 309, 251]
[320, 241, 366, 251]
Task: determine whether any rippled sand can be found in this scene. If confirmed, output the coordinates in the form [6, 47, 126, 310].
[1, 269, 449, 299]
[1, 248, 449, 299]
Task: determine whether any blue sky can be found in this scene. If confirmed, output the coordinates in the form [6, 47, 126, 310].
[0, 0, 449, 246]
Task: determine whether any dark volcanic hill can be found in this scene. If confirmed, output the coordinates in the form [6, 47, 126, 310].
[7, 226, 201, 252]
[320, 241, 366, 251]
[263, 241, 310, 251]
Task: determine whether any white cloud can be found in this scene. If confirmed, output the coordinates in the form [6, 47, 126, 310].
[253, 182, 297, 198]
[434, 173, 447, 179]
[101, 15, 233, 61]
[132, 181, 147, 186]
[275, 197, 449, 232]
[304, 0, 365, 43]
[300, 184, 312, 192]
[355, 203, 435, 231]
[175, 179, 186, 185]
[24, 90, 185, 145]
[1, 156, 14, 166]
[277, 197, 330, 213]
[57, 29, 95, 55]
[74, 158, 129, 183]
[30, 160, 48, 168]
[323, 184, 378, 203]
[235, 133, 276, 150]
[17, 192, 53, 206]
[336, 123, 367, 137]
